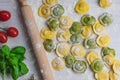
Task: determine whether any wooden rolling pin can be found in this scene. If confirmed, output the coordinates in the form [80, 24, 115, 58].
[18, 0, 54, 80]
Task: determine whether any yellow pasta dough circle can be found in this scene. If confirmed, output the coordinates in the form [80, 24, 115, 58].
[56, 42, 70, 57]
[97, 35, 111, 47]
[38, 4, 51, 18]
[93, 21, 105, 35]
[81, 26, 93, 39]
[40, 27, 54, 39]
[87, 51, 99, 65]
[56, 29, 71, 42]
[95, 71, 109, 80]
[43, 0, 58, 5]
[103, 55, 114, 66]
[71, 44, 86, 58]
[99, 0, 112, 8]
[109, 71, 117, 80]
[75, 0, 90, 14]
[113, 60, 120, 75]
[59, 16, 73, 29]
[52, 57, 65, 71]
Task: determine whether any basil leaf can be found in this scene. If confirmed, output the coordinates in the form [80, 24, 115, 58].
[15, 54, 25, 62]
[11, 46, 26, 55]
[10, 66, 20, 80]
[0, 61, 6, 73]
[19, 62, 29, 76]
[10, 46, 26, 61]
[7, 54, 18, 66]
[0, 49, 4, 61]
[1, 45, 10, 56]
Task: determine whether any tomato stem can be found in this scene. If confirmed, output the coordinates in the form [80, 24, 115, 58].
[0, 27, 7, 31]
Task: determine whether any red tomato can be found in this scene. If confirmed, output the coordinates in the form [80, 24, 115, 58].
[7, 27, 19, 37]
[0, 31, 8, 43]
[0, 10, 11, 21]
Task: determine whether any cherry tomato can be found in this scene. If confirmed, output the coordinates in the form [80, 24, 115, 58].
[0, 31, 8, 43]
[7, 27, 19, 37]
[0, 10, 11, 21]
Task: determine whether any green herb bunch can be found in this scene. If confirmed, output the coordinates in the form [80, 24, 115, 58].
[0, 45, 29, 80]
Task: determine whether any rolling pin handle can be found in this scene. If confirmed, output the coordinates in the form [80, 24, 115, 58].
[18, 0, 54, 79]
[19, 0, 28, 6]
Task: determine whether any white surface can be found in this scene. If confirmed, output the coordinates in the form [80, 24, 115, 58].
[0, 0, 120, 80]
[0, 0, 41, 80]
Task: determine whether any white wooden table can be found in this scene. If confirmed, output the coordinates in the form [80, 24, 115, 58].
[0, 0, 120, 80]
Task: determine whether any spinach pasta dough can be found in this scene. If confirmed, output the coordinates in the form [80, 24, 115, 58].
[70, 34, 82, 43]
[81, 14, 96, 26]
[91, 58, 104, 73]
[69, 22, 82, 34]
[83, 38, 97, 49]
[47, 18, 59, 31]
[99, 12, 113, 26]
[65, 54, 75, 68]
[102, 47, 116, 57]
[43, 39, 55, 52]
[51, 4, 64, 17]
[72, 60, 87, 73]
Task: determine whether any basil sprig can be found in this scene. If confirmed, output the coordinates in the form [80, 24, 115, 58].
[0, 45, 29, 80]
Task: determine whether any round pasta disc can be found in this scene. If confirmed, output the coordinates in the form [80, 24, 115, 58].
[75, 0, 90, 14]
[101, 47, 116, 57]
[72, 60, 87, 73]
[52, 57, 65, 71]
[56, 42, 71, 57]
[64, 54, 75, 68]
[99, 12, 113, 26]
[59, 16, 73, 29]
[109, 70, 118, 80]
[43, 39, 55, 52]
[95, 71, 109, 80]
[42, 0, 58, 5]
[113, 60, 120, 75]
[91, 58, 104, 73]
[38, 4, 51, 18]
[83, 38, 98, 49]
[81, 26, 93, 39]
[103, 55, 114, 66]
[93, 21, 105, 35]
[56, 29, 71, 42]
[71, 44, 86, 59]
[40, 27, 55, 39]
[87, 51, 99, 65]
[99, 0, 112, 8]
[51, 4, 64, 17]
[96, 34, 111, 47]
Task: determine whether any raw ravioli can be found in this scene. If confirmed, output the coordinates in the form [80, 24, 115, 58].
[52, 57, 65, 71]
[75, 0, 90, 14]
[40, 27, 54, 39]
[97, 34, 110, 47]
[38, 4, 51, 18]
[56, 42, 70, 57]
[71, 44, 86, 58]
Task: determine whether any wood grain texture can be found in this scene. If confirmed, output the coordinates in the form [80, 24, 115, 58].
[18, 0, 54, 80]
